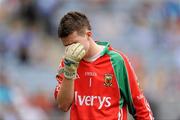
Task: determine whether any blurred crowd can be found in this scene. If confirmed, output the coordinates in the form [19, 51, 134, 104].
[0, 0, 180, 120]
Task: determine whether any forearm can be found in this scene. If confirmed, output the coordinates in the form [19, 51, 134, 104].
[57, 78, 74, 112]
[56, 43, 85, 111]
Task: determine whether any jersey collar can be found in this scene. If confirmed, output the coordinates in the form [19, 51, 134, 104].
[96, 41, 110, 56]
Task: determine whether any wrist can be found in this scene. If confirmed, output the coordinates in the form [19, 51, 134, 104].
[64, 69, 77, 80]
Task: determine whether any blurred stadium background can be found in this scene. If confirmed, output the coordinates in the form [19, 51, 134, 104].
[0, 0, 180, 120]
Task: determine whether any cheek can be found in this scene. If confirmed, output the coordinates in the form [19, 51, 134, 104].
[83, 42, 90, 53]
[79, 40, 89, 52]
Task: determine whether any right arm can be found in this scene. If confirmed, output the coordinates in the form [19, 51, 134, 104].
[54, 43, 86, 112]
[56, 77, 74, 112]
[54, 60, 75, 112]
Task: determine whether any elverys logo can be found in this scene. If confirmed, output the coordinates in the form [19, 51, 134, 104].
[75, 91, 111, 109]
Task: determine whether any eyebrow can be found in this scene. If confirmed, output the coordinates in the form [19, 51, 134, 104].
[62, 39, 71, 46]
[64, 43, 69, 46]
[64, 41, 78, 46]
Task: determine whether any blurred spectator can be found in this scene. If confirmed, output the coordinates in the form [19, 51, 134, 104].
[30, 90, 53, 113]
[0, 71, 12, 106]
[128, 1, 155, 54]
[36, 0, 62, 35]
[163, 0, 180, 22]
[18, 0, 38, 26]
[0, 71, 20, 120]
[11, 85, 49, 120]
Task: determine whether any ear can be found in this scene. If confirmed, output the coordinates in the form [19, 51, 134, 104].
[86, 31, 92, 37]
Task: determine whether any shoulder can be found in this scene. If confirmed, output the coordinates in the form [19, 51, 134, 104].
[106, 47, 128, 64]
[107, 47, 135, 75]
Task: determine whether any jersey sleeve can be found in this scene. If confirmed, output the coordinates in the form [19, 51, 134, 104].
[54, 59, 64, 100]
[119, 52, 154, 120]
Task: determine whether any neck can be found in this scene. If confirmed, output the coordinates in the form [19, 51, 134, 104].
[83, 39, 101, 59]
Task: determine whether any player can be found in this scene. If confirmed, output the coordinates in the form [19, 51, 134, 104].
[54, 11, 154, 120]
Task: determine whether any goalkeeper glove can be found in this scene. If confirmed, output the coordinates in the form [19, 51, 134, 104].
[62, 43, 86, 80]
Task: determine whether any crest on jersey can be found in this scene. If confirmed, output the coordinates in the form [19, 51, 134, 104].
[104, 74, 113, 87]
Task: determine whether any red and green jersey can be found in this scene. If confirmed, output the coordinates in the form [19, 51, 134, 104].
[54, 42, 154, 120]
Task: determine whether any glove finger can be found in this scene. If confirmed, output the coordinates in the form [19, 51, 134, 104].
[65, 43, 80, 56]
[65, 46, 69, 53]
[65, 45, 73, 55]
[72, 43, 84, 55]
[76, 46, 86, 60]
[78, 49, 86, 60]
[71, 43, 82, 56]
[65, 43, 85, 61]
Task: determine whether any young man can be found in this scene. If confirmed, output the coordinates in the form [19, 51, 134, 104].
[54, 11, 154, 120]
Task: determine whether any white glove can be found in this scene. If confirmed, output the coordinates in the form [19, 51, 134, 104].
[63, 43, 86, 80]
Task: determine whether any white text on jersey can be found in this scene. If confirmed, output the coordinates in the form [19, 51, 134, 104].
[75, 91, 111, 109]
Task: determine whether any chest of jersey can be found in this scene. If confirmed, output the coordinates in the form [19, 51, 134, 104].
[72, 54, 121, 119]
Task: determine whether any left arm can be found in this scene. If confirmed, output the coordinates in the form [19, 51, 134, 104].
[120, 52, 154, 120]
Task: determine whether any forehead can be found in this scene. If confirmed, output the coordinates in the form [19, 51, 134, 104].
[61, 32, 83, 46]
